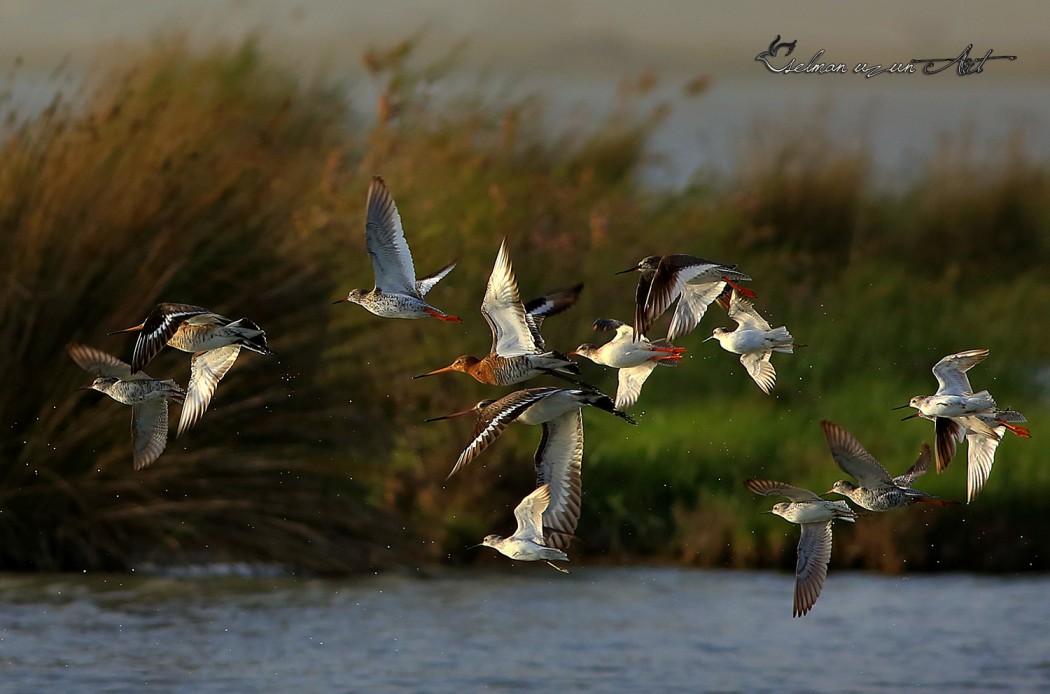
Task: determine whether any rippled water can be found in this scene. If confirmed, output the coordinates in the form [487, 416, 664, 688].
[2, 567, 1048, 692]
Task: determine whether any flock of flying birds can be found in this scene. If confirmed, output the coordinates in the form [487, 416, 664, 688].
[68, 176, 1031, 617]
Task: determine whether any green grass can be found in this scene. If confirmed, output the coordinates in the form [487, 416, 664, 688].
[0, 37, 1046, 572]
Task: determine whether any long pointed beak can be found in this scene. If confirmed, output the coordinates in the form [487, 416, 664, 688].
[425, 407, 476, 423]
[614, 266, 638, 275]
[468, 543, 485, 550]
[331, 298, 349, 304]
[703, 335, 716, 342]
[566, 350, 579, 356]
[760, 510, 775, 515]
[106, 323, 144, 336]
[891, 404, 911, 410]
[73, 386, 95, 394]
[413, 365, 456, 379]
[900, 413, 919, 421]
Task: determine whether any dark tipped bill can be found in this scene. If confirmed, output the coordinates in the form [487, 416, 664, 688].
[424, 407, 476, 423]
[105, 323, 144, 336]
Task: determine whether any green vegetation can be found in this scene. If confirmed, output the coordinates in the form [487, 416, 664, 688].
[0, 38, 1046, 573]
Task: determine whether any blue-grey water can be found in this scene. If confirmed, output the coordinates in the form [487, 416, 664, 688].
[2, 567, 1048, 692]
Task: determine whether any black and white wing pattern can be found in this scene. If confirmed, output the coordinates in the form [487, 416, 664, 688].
[481, 240, 539, 358]
[523, 283, 583, 350]
[364, 176, 418, 295]
[535, 408, 583, 551]
[445, 388, 562, 478]
[126, 303, 215, 373]
[177, 344, 243, 438]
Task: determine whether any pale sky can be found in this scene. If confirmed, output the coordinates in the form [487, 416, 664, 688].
[2, 1, 1045, 183]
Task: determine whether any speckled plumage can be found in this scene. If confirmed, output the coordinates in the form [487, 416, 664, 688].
[821, 420, 950, 512]
[68, 344, 185, 470]
[337, 176, 459, 321]
[416, 240, 581, 386]
[745, 478, 855, 617]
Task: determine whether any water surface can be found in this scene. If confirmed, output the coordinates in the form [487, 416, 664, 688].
[2, 567, 1048, 692]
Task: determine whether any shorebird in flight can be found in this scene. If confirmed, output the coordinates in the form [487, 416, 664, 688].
[414, 239, 581, 386]
[746, 478, 855, 617]
[478, 484, 570, 572]
[427, 386, 633, 479]
[616, 254, 752, 340]
[431, 387, 632, 552]
[569, 318, 685, 410]
[68, 344, 185, 470]
[821, 420, 955, 511]
[898, 349, 1000, 425]
[912, 407, 1028, 503]
[897, 349, 1029, 501]
[334, 176, 460, 322]
[108, 303, 273, 437]
[706, 289, 796, 394]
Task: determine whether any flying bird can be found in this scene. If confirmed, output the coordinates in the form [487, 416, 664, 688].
[334, 176, 460, 322]
[414, 239, 581, 386]
[915, 408, 1029, 503]
[478, 484, 570, 572]
[108, 303, 273, 437]
[426, 386, 633, 479]
[429, 387, 633, 552]
[821, 420, 954, 511]
[746, 478, 855, 617]
[706, 289, 796, 394]
[569, 318, 685, 410]
[616, 254, 753, 340]
[897, 349, 1029, 500]
[898, 349, 999, 425]
[68, 344, 185, 470]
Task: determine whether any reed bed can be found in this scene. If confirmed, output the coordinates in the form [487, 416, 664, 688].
[0, 38, 1046, 572]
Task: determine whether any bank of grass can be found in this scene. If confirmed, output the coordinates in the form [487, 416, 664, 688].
[0, 38, 1046, 572]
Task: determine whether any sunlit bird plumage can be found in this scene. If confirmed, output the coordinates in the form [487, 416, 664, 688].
[746, 477, 855, 617]
[706, 289, 796, 394]
[109, 303, 273, 437]
[335, 176, 460, 322]
[68, 344, 185, 470]
[569, 318, 685, 410]
[617, 253, 753, 340]
[821, 420, 954, 511]
[414, 239, 582, 386]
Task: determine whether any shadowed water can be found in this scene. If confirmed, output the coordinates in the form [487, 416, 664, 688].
[2, 567, 1048, 692]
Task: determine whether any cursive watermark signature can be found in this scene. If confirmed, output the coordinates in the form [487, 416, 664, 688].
[754, 35, 1017, 78]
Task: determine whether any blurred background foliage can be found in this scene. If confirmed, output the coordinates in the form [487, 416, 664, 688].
[0, 37, 1046, 573]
